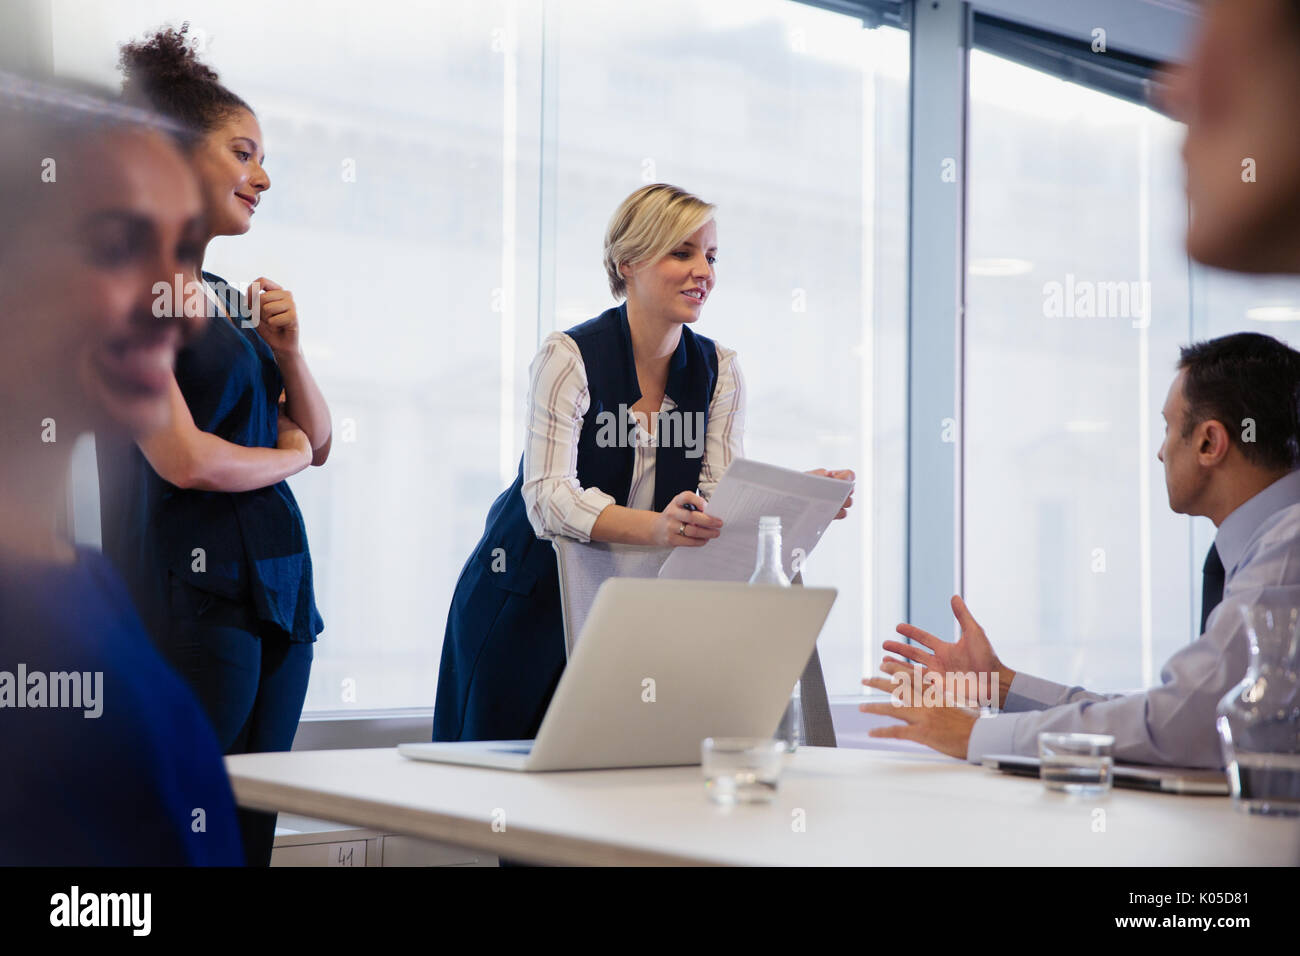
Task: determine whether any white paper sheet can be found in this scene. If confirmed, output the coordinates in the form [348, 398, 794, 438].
[657, 458, 850, 582]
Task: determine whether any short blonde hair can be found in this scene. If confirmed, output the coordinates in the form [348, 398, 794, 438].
[603, 183, 716, 299]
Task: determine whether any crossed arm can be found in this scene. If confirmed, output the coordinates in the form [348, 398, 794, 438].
[141, 275, 332, 491]
[137, 373, 314, 493]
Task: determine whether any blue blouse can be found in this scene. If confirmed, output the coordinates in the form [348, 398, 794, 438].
[99, 272, 323, 644]
[0, 548, 244, 865]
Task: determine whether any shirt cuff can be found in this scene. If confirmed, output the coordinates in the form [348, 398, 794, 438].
[1002, 671, 1070, 712]
[552, 486, 616, 542]
[965, 711, 1026, 764]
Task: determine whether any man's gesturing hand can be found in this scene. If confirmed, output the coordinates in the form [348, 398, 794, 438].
[859, 675, 979, 760]
[881, 595, 1015, 709]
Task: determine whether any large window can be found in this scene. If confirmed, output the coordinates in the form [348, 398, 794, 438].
[49, 0, 1250, 717]
[51, 0, 909, 711]
[544, 0, 910, 695]
[54, 0, 539, 712]
[965, 45, 1198, 692]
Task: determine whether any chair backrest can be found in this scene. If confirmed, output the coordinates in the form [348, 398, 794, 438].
[791, 569, 837, 748]
[552, 538, 670, 658]
[551, 541, 836, 747]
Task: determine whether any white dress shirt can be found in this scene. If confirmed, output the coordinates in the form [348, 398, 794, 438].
[521, 330, 745, 541]
[966, 467, 1300, 768]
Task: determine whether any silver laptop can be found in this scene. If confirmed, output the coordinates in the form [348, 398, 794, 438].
[399, 578, 836, 771]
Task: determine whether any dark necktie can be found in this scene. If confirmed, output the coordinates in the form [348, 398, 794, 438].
[1201, 543, 1225, 634]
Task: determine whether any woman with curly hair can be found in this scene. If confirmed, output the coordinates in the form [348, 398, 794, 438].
[97, 25, 331, 866]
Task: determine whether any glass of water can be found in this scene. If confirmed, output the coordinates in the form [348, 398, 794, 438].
[1038, 732, 1114, 795]
[701, 737, 785, 805]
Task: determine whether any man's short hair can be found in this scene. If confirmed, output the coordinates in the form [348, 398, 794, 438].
[1177, 332, 1300, 471]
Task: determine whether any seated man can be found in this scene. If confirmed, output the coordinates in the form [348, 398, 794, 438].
[863, 332, 1300, 768]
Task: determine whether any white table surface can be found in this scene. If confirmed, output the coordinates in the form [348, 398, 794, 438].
[225, 746, 1300, 866]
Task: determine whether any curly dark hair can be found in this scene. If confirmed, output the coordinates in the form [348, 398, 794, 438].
[119, 23, 252, 135]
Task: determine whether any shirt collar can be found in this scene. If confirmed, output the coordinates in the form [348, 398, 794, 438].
[1214, 468, 1300, 577]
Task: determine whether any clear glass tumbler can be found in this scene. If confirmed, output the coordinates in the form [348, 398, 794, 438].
[1038, 732, 1114, 795]
[701, 737, 785, 805]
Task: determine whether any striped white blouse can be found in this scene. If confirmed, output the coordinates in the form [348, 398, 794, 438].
[521, 330, 746, 542]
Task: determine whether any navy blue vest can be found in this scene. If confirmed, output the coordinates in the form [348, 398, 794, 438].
[432, 304, 720, 741]
[570, 304, 719, 511]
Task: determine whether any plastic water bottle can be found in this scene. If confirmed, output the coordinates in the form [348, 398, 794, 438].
[749, 516, 801, 751]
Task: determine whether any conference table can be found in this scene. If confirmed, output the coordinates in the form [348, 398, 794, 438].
[224, 745, 1300, 866]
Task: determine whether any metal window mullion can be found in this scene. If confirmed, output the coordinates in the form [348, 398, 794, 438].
[906, 0, 970, 638]
[535, 0, 560, 350]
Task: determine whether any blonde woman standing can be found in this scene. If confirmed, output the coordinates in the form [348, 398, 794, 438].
[434, 183, 852, 741]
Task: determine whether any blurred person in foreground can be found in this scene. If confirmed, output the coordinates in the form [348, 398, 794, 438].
[0, 73, 242, 864]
